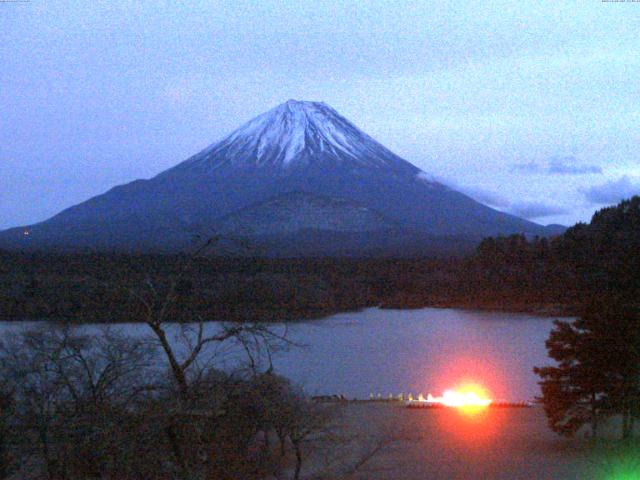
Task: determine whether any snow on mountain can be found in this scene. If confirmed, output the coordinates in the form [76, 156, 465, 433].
[177, 99, 425, 176]
[0, 99, 557, 255]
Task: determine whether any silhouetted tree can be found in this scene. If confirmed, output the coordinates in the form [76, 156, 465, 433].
[534, 319, 605, 437]
[0, 386, 13, 479]
[535, 299, 640, 439]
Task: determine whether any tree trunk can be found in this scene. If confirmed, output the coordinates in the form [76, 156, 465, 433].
[622, 408, 632, 441]
[590, 393, 598, 438]
[293, 442, 302, 480]
[39, 425, 59, 480]
[150, 324, 189, 399]
[277, 430, 286, 457]
[0, 426, 8, 479]
[165, 423, 188, 479]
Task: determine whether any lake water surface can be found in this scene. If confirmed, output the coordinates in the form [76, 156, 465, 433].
[0, 308, 562, 402]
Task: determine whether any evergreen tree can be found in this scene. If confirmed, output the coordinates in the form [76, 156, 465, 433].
[534, 318, 606, 437]
[535, 299, 640, 439]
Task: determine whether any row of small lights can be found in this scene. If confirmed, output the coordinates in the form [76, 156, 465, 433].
[369, 393, 425, 401]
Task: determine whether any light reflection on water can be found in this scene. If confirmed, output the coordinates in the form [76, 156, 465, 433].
[0, 308, 561, 401]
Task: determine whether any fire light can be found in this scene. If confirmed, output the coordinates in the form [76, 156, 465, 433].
[424, 384, 493, 414]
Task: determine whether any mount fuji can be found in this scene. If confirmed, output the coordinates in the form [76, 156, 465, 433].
[0, 100, 560, 255]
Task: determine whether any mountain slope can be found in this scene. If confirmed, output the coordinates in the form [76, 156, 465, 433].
[0, 100, 556, 254]
[215, 191, 397, 237]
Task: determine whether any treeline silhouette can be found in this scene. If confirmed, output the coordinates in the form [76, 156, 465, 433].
[468, 196, 640, 309]
[1, 251, 465, 322]
[1, 196, 638, 322]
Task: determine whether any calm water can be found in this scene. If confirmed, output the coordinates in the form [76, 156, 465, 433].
[0, 308, 561, 401]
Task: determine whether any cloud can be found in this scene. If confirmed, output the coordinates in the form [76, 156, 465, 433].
[547, 156, 602, 174]
[416, 171, 437, 183]
[512, 161, 544, 174]
[505, 201, 570, 220]
[423, 174, 571, 221]
[512, 156, 602, 175]
[461, 186, 511, 209]
[433, 175, 511, 208]
[583, 175, 640, 205]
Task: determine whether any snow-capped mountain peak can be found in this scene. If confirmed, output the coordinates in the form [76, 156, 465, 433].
[181, 100, 421, 174]
[0, 99, 555, 254]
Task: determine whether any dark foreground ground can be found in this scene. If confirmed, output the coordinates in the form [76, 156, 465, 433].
[307, 403, 640, 480]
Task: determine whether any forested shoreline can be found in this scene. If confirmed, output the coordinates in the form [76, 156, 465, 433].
[1, 197, 638, 323]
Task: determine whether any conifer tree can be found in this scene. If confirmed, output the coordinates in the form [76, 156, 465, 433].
[535, 299, 640, 439]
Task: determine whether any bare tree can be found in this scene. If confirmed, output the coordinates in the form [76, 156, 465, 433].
[0, 323, 395, 480]
[0, 325, 159, 479]
[121, 237, 296, 478]
[126, 238, 291, 398]
[1, 237, 393, 479]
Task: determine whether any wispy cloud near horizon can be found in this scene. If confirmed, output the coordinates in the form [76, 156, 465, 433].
[582, 176, 640, 205]
[441, 177, 569, 222]
[505, 201, 570, 220]
[512, 156, 602, 175]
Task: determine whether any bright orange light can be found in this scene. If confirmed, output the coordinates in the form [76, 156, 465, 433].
[425, 383, 492, 414]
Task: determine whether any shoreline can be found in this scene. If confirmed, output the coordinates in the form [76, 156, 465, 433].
[0, 301, 579, 323]
[380, 299, 580, 318]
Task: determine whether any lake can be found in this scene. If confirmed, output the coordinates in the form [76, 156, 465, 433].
[0, 307, 562, 402]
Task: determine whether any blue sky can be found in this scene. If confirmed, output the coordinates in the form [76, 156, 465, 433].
[2, 0, 639, 229]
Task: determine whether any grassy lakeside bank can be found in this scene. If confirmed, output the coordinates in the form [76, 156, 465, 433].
[308, 403, 639, 479]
